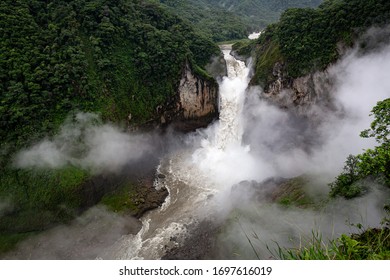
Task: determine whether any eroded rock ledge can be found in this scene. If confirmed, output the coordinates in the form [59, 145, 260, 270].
[159, 62, 219, 132]
[260, 62, 337, 122]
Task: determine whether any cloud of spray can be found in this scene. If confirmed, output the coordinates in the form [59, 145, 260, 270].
[216, 186, 390, 259]
[2, 206, 141, 260]
[177, 39, 390, 221]
[8, 28, 390, 260]
[13, 112, 160, 174]
[242, 39, 390, 182]
[189, 28, 390, 259]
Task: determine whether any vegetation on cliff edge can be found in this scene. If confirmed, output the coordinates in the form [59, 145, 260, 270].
[236, 0, 390, 87]
[0, 0, 218, 254]
[157, 0, 323, 42]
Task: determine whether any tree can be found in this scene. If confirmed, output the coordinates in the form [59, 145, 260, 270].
[360, 98, 390, 145]
[357, 99, 390, 185]
[330, 99, 390, 198]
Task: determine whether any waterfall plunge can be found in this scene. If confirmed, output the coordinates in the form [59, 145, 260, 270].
[192, 46, 258, 190]
[106, 45, 258, 260]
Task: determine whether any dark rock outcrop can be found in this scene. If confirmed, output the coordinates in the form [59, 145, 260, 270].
[161, 220, 221, 260]
[130, 176, 169, 219]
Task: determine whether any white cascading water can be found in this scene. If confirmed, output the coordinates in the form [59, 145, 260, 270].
[103, 45, 255, 259]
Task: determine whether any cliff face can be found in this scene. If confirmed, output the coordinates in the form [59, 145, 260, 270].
[260, 61, 337, 121]
[158, 62, 219, 132]
[179, 63, 218, 119]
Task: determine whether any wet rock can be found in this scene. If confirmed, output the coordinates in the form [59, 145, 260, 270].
[261, 61, 337, 123]
[162, 220, 221, 260]
[178, 62, 219, 123]
[230, 177, 288, 205]
[132, 179, 169, 219]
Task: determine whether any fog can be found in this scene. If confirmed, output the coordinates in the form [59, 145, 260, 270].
[4, 206, 141, 260]
[216, 187, 389, 259]
[242, 43, 390, 181]
[205, 30, 390, 258]
[13, 112, 163, 174]
[7, 28, 390, 260]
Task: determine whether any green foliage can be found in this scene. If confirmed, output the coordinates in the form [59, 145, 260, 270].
[278, 0, 390, 77]
[269, 231, 337, 260]
[251, 39, 283, 88]
[0, 0, 219, 158]
[360, 98, 390, 145]
[329, 155, 365, 198]
[250, 0, 390, 85]
[0, 232, 37, 254]
[232, 39, 254, 57]
[273, 176, 318, 208]
[330, 99, 390, 199]
[158, 0, 322, 42]
[205, 0, 322, 37]
[271, 227, 390, 260]
[100, 183, 138, 213]
[158, 0, 249, 42]
[277, 7, 331, 77]
[357, 146, 390, 185]
[0, 165, 89, 254]
[0, 166, 88, 214]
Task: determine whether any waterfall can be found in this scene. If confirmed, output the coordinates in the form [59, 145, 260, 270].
[215, 46, 249, 149]
[191, 45, 257, 190]
[104, 45, 253, 260]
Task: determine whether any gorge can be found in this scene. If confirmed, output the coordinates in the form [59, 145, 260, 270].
[5, 38, 390, 259]
[1, 0, 389, 260]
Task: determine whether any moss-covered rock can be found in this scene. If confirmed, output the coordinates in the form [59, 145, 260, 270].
[101, 177, 168, 218]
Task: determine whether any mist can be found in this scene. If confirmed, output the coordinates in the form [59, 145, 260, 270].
[4, 206, 141, 260]
[204, 30, 390, 259]
[216, 186, 390, 259]
[186, 39, 390, 199]
[13, 112, 164, 174]
[6, 28, 390, 260]
[241, 39, 390, 182]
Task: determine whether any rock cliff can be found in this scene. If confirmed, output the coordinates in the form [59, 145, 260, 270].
[259, 61, 337, 122]
[160, 62, 219, 132]
[179, 63, 218, 119]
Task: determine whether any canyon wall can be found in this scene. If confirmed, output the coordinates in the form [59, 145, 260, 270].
[159, 62, 220, 132]
[260, 61, 338, 122]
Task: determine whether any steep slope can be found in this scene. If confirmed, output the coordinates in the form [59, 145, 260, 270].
[0, 0, 220, 253]
[0, 0, 220, 154]
[238, 0, 390, 116]
[234, 0, 390, 202]
[205, 0, 323, 29]
[158, 0, 249, 41]
[158, 0, 323, 41]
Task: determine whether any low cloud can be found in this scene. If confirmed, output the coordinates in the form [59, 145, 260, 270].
[190, 28, 390, 259]
[7, 27, 390, 260]
[241, 37, 390, 182]
[3, 206, 141, 260]
[215, 185, 390, 259]
[13, 113, 158, 174]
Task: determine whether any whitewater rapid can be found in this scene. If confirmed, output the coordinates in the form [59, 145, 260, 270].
[103, 45, 252, 259]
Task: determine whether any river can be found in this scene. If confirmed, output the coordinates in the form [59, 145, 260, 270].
[102, 45, 253, 259]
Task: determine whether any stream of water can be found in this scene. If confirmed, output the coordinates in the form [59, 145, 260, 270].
[103, 45, 253, 259]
